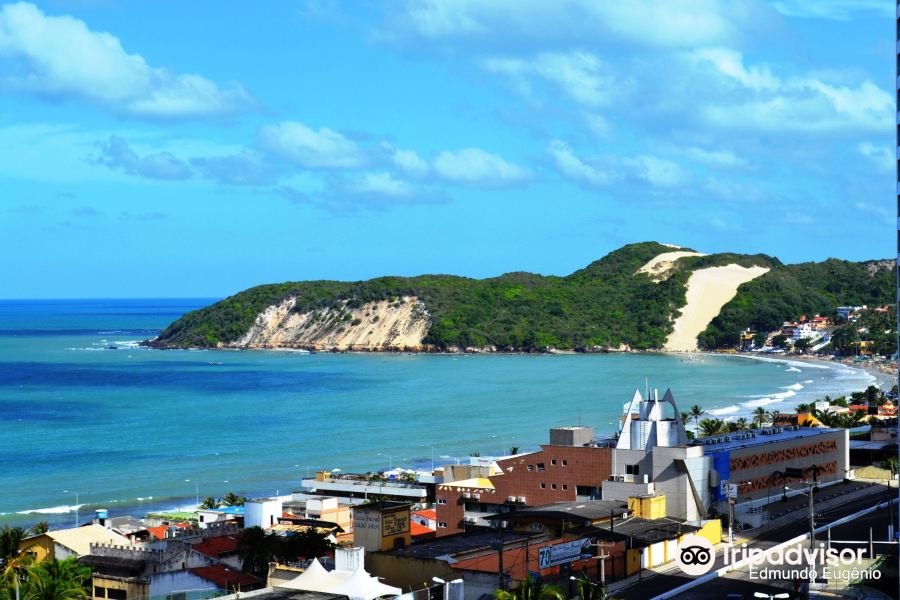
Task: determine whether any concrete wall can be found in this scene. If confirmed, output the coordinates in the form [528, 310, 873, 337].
[149, 571, 218, 598]
[244, 499, 282, 529]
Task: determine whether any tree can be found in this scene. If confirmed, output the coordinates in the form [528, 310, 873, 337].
[509, 446, 519, 455]
[735, 417, 749, 430]
[689, 405, 705, 434]
[1, 526, 34, 596]
[494, 573, 564, 600]
[771, 334, 789, 349]
[23, 559, 90, 600]
[793, 338, 812, 353]
[273, 529, 333, 563]
[237, 527, 276, 577]
[752, 332, 768, 348]
[698, 418, 725, 438]
[680, 411, 690, 426]
[570, 573, 606, 600]
[221, 493, 247, 507]
[28, 523, 48, 536]
[795, 403, 812, 414]
[199, 497, 220, 510]
[752, 407, 770, 428]
[882, 457, 898, 476]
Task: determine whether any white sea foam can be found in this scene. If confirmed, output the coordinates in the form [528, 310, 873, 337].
[17, 504, 84, 515]
[786, 366, 801, 372]
[803, 380, 814, 384]
[771, 390, 797, 400]
[708, 405, 740, 415]
[781, 383, 804, 391]
[743, 397, 777, 407]
[737, 354, 831, 370]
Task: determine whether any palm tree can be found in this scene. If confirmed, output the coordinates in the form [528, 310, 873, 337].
[795, 403, 812, 414]
[689, 405, 705, 434]
[698, 418, 725, 438]
[221, 493, 247, 507]
[570, 573, 606, 600]
[494, 573, 564, 600]
[23, 558, 90, 600]
[28, 523, 48, 536]
[1, 526, 34, 595]
[680, 412, 691, 427]
[735, 417, 748, 430]
[752, 407, 769, 428]
[237, 527, 276, 577]
[198, 497, 220, 510]
[509, 446, 519, 455]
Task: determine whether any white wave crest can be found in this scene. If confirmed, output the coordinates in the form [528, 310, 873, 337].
[785, 366, 801, 372]
[781, 383, 804, 391]
[17, 504, 84, 515]
[708, 405, 740, 415]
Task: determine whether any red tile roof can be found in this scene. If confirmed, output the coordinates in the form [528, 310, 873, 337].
[410, 521, 435, 538]
[189, 565, 259, 590]
[413, 509, 436, 520]
[146, 522, 192, 540]
[192, 535, 240, 558]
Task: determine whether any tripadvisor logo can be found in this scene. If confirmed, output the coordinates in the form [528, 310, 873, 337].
[677, 534, 715, 576]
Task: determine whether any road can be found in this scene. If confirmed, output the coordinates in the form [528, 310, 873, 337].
[615, 484, 898, 599]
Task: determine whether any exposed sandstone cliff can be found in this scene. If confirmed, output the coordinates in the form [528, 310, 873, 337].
[230, 295, 431, 351]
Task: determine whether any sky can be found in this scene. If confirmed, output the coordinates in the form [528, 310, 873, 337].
[0, 0, 895, 298]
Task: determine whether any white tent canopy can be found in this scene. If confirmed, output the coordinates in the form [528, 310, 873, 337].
[277, 559, 350, 592]
[326, 568, 401, 600]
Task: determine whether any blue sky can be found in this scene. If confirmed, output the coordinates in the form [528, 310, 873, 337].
[1, 0, 895, 298]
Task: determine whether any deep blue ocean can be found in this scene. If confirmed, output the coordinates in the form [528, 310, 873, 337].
[0, 299, 877, 529]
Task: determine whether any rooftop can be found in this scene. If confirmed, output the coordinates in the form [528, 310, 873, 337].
[484, 500, 629, 524]
[694, 425, 841, 453]
[26, 524, 130, 557]
[571, 516, 699, 546]
[192, 534, 240, 558]
[189, 565, 260, 589]
[384, 529, 533, 560]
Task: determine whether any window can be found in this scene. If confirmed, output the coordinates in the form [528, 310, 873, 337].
[562, 484, 568, 491]
[94, 587, 107, 598]
[437, 498, 446, 505]
[527, 465, 534, 472]
[562, 460, 568, 466]
[540, 483, 546, 489]
[551, 484, 557, 490]
[107, 590, 127, 600]
[626, 464, 640, 475]
[199, 515, 205, 522]
[438, 522, 447, 528]
[551, 459, 557, 465]
[537, 462, 545, 472]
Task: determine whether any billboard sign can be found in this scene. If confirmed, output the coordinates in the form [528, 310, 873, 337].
[538, 538, 593, 568]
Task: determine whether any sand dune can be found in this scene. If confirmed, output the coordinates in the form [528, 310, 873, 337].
[665, 264, 770, 351]
[637, 250, 706, 282]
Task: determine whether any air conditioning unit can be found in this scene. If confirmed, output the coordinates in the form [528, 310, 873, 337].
[517, 496, 526, 503]
[508, 496, 517, 502]
[462, 492, 471, 498]
[473, 493, 481, 499]
[464, 516, 477, 523]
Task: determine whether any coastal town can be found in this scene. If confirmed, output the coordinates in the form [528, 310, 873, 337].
[4, 374, 898, 600]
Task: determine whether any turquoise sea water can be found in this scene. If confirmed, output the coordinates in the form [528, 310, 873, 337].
[0, 299, 877, 528]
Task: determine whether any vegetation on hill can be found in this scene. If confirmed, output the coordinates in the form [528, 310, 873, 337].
[150, 243, 892, 352]
[829, 305, 897, 357]
[697, 259, 895, 349]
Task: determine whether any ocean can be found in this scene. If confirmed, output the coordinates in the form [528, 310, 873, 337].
[0, 299, 877, 529]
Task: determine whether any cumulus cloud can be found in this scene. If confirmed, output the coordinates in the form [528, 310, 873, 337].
[390, 147, 430, 177]
[547, 140, 692, 189]
[258, 121, 368, 169]
[682, 146, 748, 168]
[0, 2, 255, 119]
[311, 172, 451, 214]
[857, 143, 894, 173]
[191, 153, 278, 186]
[484, 51, 622, 108]
[689, 49, 892, 133]
[94, 136, 192, 180]
[432, 147, 529, 187]
[385, 0, 750, 49]
[770, 0, 892, 20]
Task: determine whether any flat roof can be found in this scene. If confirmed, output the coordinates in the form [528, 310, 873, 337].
[697, 426, 841, 453]
[484, 500, 628, 524]
[385, 529, 533, 560]
[571, 516, 699, 546]
[850, 440, 897, 451]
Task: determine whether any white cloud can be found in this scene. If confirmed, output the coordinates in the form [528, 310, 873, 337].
[432, 147, 529, 186]
[770, 0, 892, 20]
[317, 172, 451, 213]
[683, 146, 748, 168]
[0, 2, 255, 119]
[583, 113, 612, 138]
[623, 155, 691, 187]
[390, 147, 430, 177]
[690, 49, 892, 133]
[546, 140, 618, 187]
[258, 121, 367, 169]
[484, 51, 620, 108]
[388, 0, 748, 48]
[94, 136, 192, 180]
[857, 143, 894, 173]
[346, 171, 416, 198]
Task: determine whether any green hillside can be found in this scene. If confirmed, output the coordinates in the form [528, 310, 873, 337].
[149, 244, 893, 351]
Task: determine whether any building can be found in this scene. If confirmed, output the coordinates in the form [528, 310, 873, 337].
[351, 502, 411, 551]
[434, 426, 613, 536]
[300, 471, 430, 504]
[245, 498, 283, 529]
[21, 524, 131, 562]
[197, 505, 244, 529]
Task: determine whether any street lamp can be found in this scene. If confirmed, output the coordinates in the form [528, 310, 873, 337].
[62, 490, 80, 528]
[753, 593, 790, 600]
[377, 453, 393, 470]
[727, 480, 753, 545]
